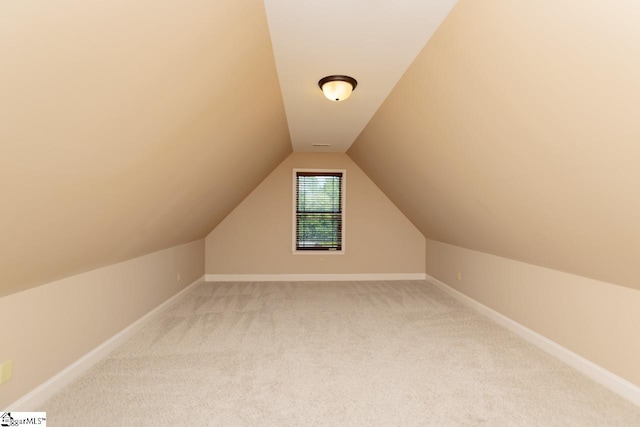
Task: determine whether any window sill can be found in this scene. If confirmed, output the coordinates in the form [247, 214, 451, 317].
[292, 250, 345, 255]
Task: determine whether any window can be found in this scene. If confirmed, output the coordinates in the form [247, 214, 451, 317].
[293, 169, 345, 252]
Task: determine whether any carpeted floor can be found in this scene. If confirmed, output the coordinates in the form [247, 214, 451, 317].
[41, 281, 640, 426]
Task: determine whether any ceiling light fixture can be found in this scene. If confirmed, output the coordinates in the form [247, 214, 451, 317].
[318, 75, 357, 102]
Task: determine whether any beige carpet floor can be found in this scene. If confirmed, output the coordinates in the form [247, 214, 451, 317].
[41, 280, 640, 426]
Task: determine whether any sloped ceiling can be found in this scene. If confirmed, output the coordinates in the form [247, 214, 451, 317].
[4, 0, 640, 297]
[349, 0, 640, 290]
[0, 0, 291, 296]
[264, 0, 457, 152]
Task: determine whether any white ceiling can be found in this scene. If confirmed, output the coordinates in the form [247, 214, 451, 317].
[264, 0, 458, 152]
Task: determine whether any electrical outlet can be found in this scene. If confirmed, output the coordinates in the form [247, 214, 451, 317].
[457, 272, 462, 281]
[177, 273, 182, 282]
[0, 360, 14, 384]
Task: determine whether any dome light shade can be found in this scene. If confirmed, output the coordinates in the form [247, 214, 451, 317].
[318, 75, 358, 102]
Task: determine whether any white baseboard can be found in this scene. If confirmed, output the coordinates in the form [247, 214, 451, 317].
[425, 273, 640, 406]
[6, 275, 206, 412]
[205, 273, 426, 282]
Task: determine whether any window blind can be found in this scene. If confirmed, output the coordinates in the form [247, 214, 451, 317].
[295, 171, 343, 251]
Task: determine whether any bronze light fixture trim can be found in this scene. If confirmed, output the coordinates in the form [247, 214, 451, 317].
[318, 75, 358, 101]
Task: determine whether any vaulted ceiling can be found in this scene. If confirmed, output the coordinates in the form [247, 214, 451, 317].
[0, 1, 291, 296]
[264, 0, 456, 152]
[3, 0, 640, 296]
[349, 0, 640, 290]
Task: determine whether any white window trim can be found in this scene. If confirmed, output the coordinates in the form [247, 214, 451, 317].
[292, 168, 346, 255]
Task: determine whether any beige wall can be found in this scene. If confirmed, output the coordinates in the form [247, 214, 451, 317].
[206, 152, 425, 275]
[425, 238, 640, 387]
[0, 239, 204, 408]
[348, 0, 640, 291]
[1, 0, 291, 297]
